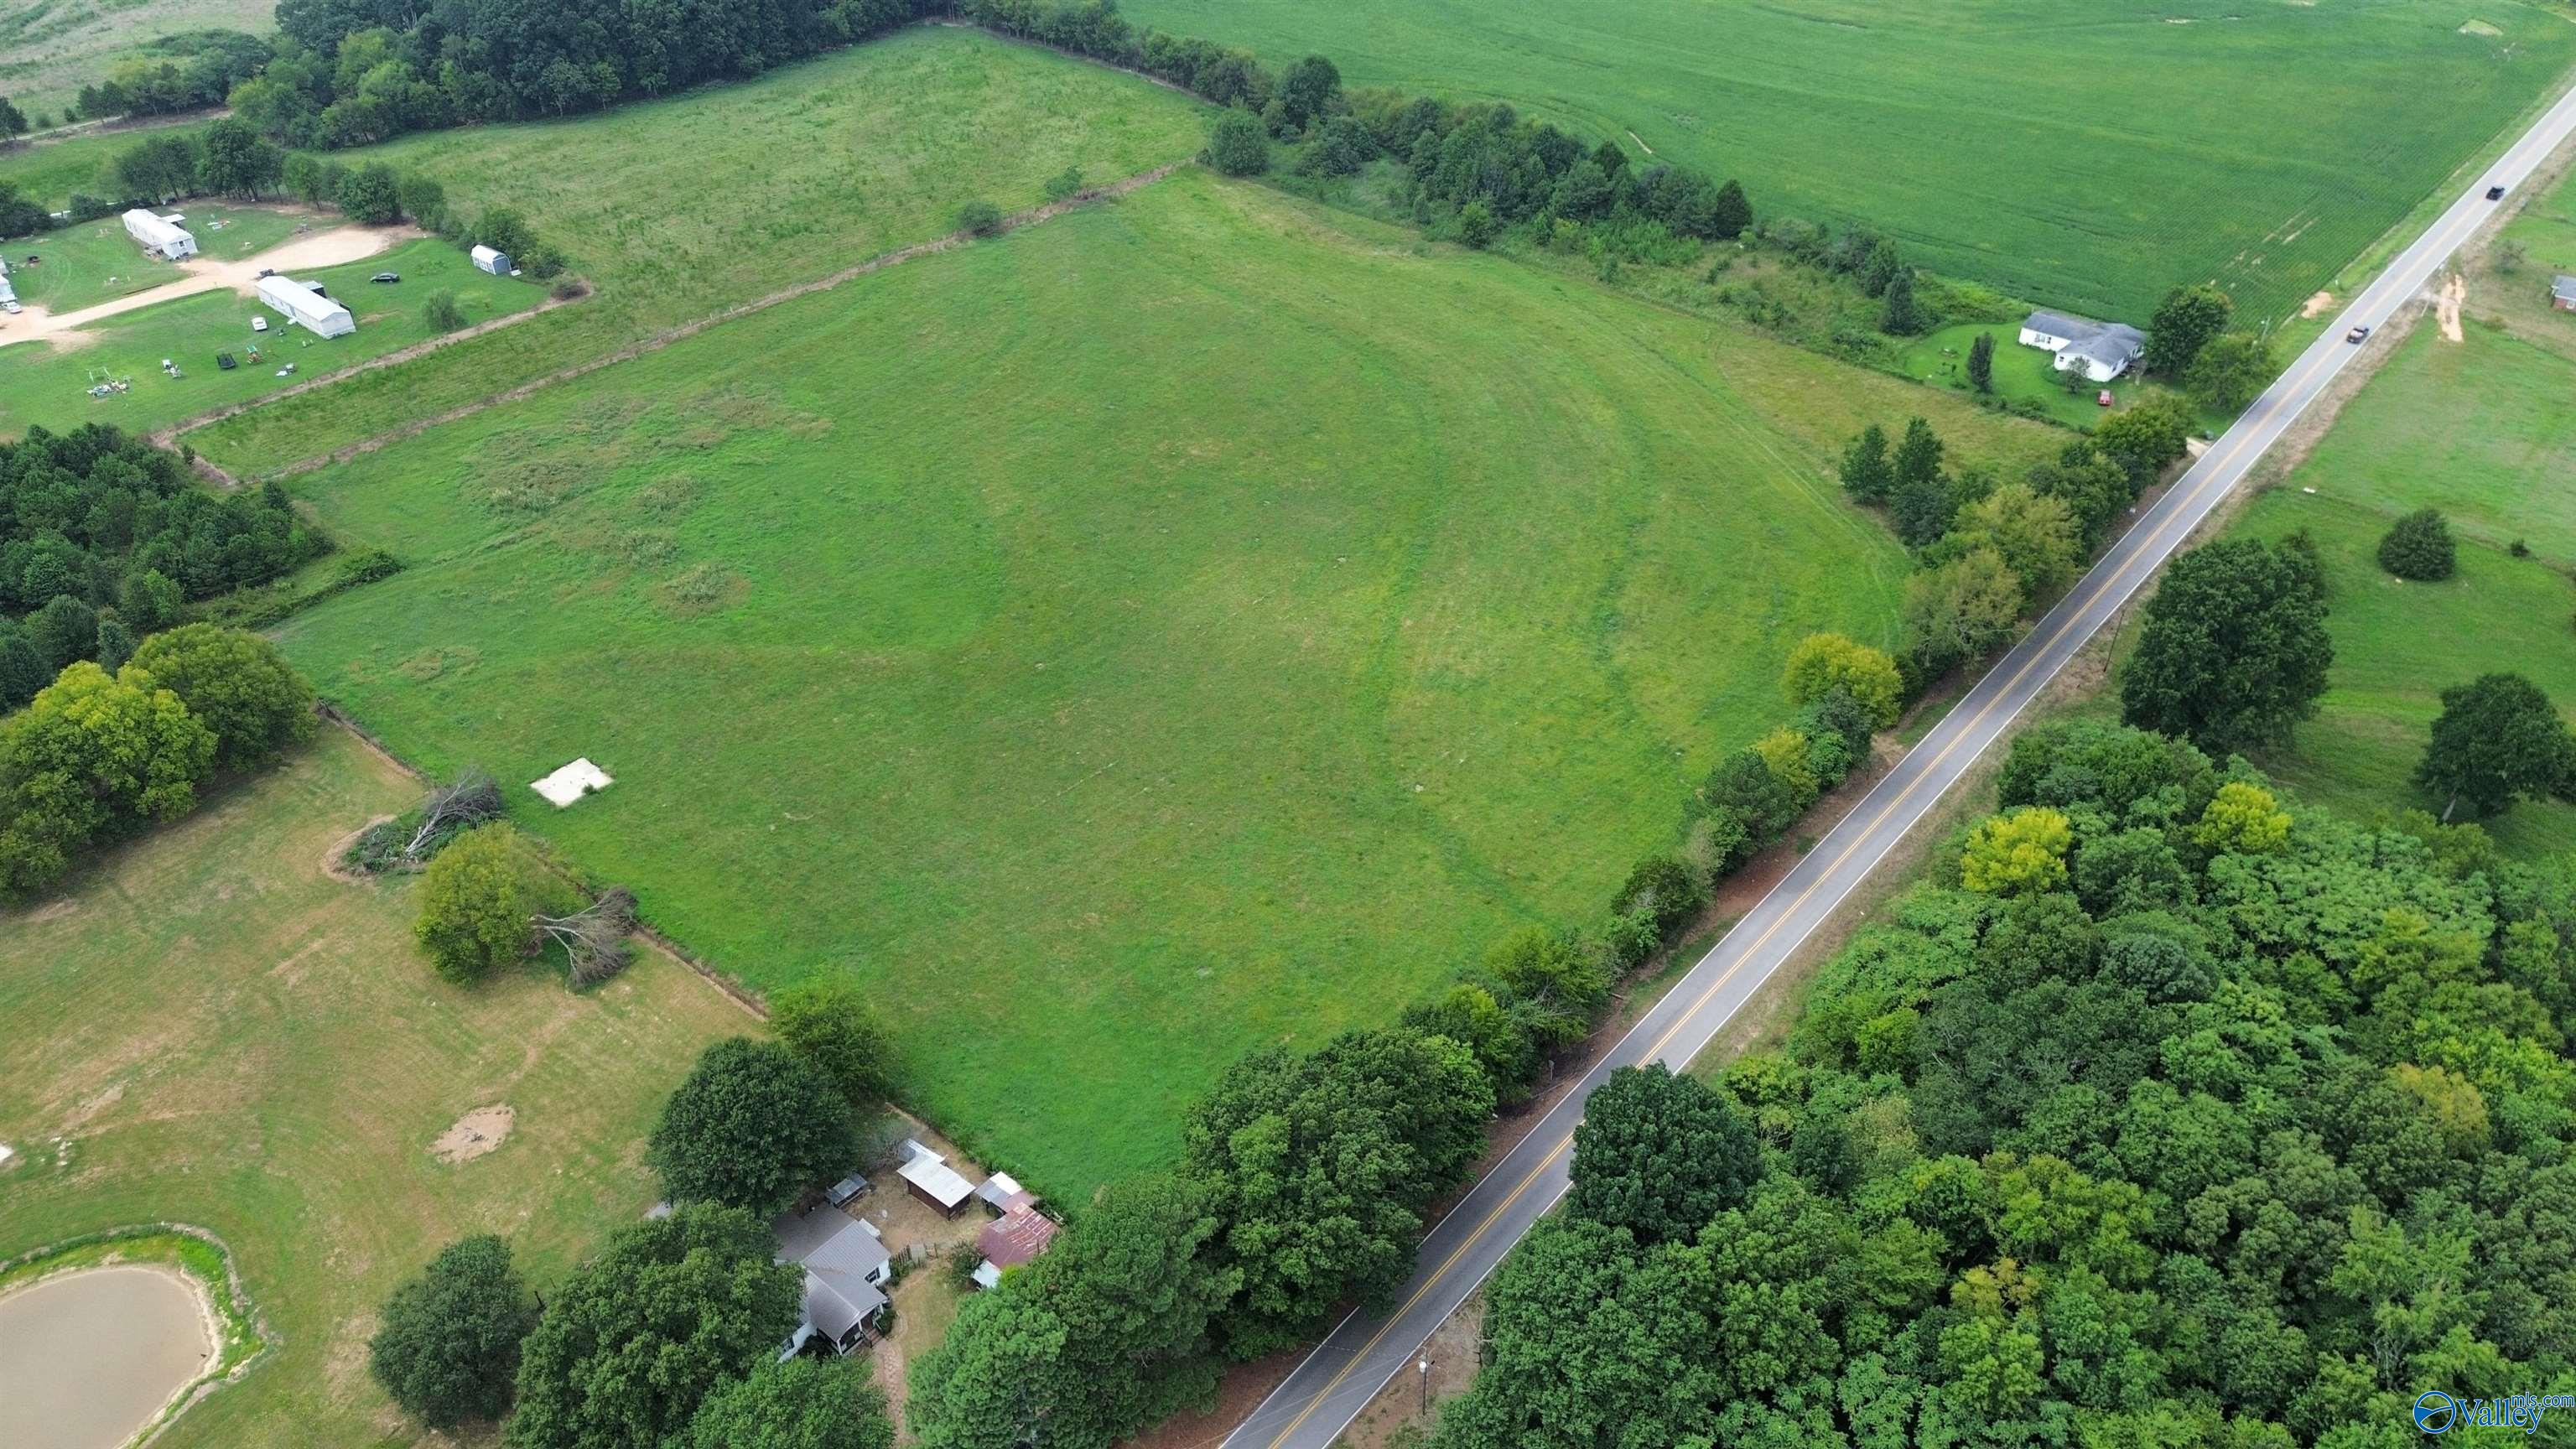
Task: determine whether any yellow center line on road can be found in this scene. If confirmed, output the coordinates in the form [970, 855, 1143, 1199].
[1251, 167, 2500, 1449]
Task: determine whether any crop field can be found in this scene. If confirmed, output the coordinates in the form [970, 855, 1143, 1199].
[0, 730, 754, 1446]
[1124, 0, 2576, 326]
[185, 26, 1214, 475]
[267, 169, 2056, 1194]
[1, 236, 549, 439]
[0, 0, 268, 124]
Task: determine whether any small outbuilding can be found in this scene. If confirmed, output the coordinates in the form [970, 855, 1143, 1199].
[530, 757, 612, 808]
[471, 244, 512, 276]
[256, 273, 355, 338]
[971, 1206, 1060, 1291]
[2553, 275, 2576, 313]
[896, 1140, 975, 1218]
[122, 209, 198, 261]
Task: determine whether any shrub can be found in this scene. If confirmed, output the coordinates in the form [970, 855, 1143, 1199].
[1457, 200, 1497, 249]
[338, 549, 402, 585]
[1204, 110, 1270, 176]
[1042, 165, 1084, 202]
[1959, 807, 2072, 896]
[955, 200, 1005, 237]
[1613, 854, 1706, 942]
[771, 975, 894, 1114]
[420, 289, 465, 334]
[336, 163, 402, 224]
[2377, 507, 2457, 581]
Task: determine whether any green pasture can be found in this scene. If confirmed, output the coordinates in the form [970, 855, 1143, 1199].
[1122, 0, 2576, 327]
[269, 170, 2055, 1194]
[2227, 487, 2576, 858]
[1, 236, 548, 438]
[0, 118, 210, 209]
[187, 26, 1213, 475]
[0, 730, 754, 1446]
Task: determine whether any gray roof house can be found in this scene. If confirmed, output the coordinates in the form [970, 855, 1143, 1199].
[2018, 309, 2145, 382]
[775, 1205, 891, 1358]
[2552, 274, 2576, 309]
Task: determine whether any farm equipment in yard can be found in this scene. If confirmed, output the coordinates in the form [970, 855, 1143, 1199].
[216, 352, 237, 371]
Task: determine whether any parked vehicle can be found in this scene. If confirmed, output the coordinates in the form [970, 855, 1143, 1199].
[2346, 325, 2371, 344]
[370, 272, 400, 283]
[2096, 389, 2114, 407]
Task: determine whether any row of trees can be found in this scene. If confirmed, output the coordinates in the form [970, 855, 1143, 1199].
[371, 1206, 896, 1447]
[2143, 281, 2280, 411]
[1432, 719, 2576, 1445]
[0, 625, 314, 895]
[0, 426, 323, 707]
[72, 33, 274, 122]
[1836, 401, 2197, 682]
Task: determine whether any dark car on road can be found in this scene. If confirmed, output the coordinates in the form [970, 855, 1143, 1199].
[2346, 325, 2371, 344]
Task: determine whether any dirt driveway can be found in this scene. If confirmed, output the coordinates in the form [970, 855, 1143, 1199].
[0, 224, 420, 348]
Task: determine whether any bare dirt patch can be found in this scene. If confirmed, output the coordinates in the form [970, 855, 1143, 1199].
[2302, 289, 2336, 318]
[429, 1104, 514, 1165]
[2434, 271, 2466, 342]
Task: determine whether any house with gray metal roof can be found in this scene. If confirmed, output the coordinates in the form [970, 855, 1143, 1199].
[774, 1204, 891, 1358]
[2553, 274, 2575, 311]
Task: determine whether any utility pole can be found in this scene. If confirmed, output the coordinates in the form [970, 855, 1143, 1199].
[1417, 1357, 1431, 1416]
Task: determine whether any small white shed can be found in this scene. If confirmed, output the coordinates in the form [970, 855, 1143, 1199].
[256, 274, 355, 338]
[470, 244, 512, 276]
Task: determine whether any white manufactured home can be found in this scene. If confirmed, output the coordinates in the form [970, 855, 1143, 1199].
[256, 273, 356, 338]
[122, 209, 198, 261]
[2017, 309, 2145, 383]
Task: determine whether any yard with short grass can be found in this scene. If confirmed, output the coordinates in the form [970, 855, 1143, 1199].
[267, 168, 2057, 1196]
[1122, 0, 2576, 328]
[0, 235, 549, 438]
[1897, 322, 2148, 428]
[1, 203, 300, 312]
[0, 729, 757, 1447]
[0, 0, 270, 124]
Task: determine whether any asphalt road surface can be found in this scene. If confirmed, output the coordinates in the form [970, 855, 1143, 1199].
[1221, 78, 2576, 1449]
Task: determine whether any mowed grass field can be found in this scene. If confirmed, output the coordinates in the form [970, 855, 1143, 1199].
[268, 170, 2057, 1193]
[0, 730, 755, 1446]
[0, 117, 210, 208]
[2, 236, 550, 438]
[1123, 0, 2576, 326]
[2198, 151, 2576, 856]
[187, 26, 1214, 475]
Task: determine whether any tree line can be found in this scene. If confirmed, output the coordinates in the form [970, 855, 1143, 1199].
[1430, 718, 2576, 1446]
[0, 623, 314, 895]
[0, 426, 325, 707]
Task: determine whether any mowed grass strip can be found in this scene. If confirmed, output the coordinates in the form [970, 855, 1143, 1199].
[186, 26, 1213, 475]
[0, 730, 755, 1447]
[1120, 0, 2576, 325]
[270, 170, 2057, 1194]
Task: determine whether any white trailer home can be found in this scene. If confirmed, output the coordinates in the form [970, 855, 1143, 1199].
[470, 244, 512, 275]
[122, 209, 198, 261]
[257, 274, 356, 338]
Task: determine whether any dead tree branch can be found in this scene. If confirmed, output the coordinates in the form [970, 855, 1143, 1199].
[534, 887, 638, 987]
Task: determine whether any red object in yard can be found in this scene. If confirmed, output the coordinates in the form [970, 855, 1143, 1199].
[2096, 390, 2114, 407]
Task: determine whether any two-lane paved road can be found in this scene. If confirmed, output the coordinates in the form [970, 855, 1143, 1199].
[1223, 79, 2576, 1449]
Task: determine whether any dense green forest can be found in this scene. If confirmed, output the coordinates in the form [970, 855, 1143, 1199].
[0, 427, 320, 707]
[1431, 718, 2576, 1447]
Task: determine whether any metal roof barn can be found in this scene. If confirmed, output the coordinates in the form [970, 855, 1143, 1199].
[256, 273, 356, 338]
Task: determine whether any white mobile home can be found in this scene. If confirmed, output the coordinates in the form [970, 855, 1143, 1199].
[122, 209, 198, 261]
[470, 244, 512, 275]
[257, 274, 356, 338]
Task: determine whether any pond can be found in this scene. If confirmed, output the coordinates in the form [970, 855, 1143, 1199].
[0, 1264, 216, 1449]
